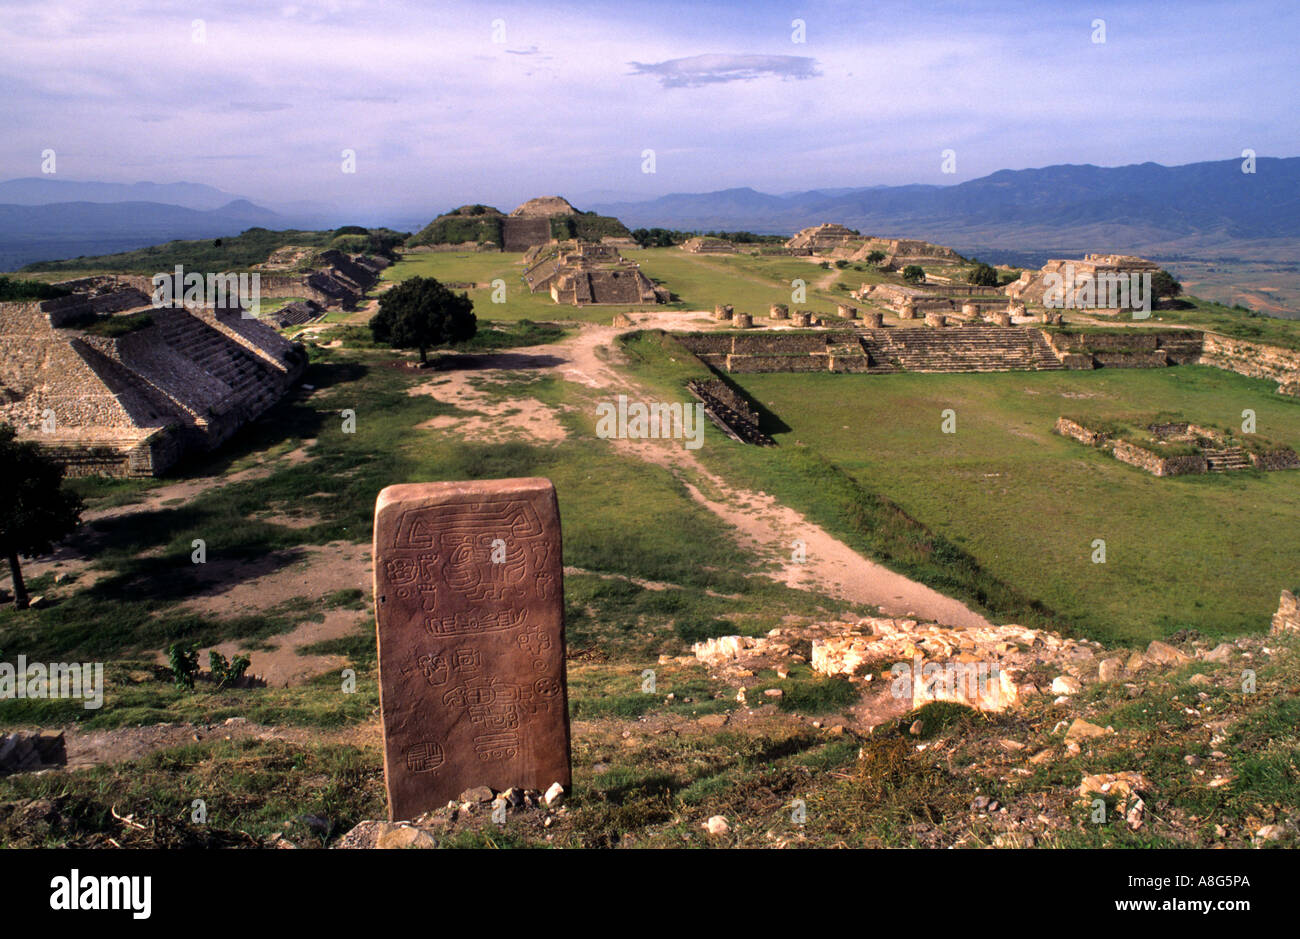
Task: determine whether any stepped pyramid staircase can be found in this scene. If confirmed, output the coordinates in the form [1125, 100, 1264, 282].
[151, 309, 287, 431]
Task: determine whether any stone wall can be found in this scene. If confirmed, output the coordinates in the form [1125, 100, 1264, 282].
[1054, 417, 1108, 446]
[1109, 440, 1207, 476]
[1200, 333, 1300, 394]
[686, 379, 773, 445]
[1249, 448, 1300, 471]
[727, 354, 831, 373]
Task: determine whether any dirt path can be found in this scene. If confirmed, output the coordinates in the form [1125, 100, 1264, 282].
[58, 718, 382, 770]
[430, 314, 990, 628]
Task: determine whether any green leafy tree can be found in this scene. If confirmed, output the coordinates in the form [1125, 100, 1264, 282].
[967, 263, 999, 287]
[865, 250, 887, 265]
[369, 276, 477, 364]
[902, 265, 926, 284]
[1151, 269, 1182, 300]
[0, 424, 84, 610]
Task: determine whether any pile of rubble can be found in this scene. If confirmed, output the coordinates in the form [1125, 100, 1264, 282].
[686, 616, 1242, 720]
[332, 782, 567, 849]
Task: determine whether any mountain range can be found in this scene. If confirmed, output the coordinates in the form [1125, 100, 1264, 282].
[3, 157, 1298, 273]
[0, 198, 284, 271]
[588, 157, 1300, 266]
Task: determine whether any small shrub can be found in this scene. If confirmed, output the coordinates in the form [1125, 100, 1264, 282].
[167, 643, 199, 690]
[208, 651, 251, 689]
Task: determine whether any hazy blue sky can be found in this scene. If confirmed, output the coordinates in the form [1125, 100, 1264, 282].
[1, 0, 1295, 218]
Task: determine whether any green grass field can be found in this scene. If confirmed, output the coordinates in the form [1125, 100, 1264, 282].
[718, 365, 1300, 642]
[378, 247, 890, 322]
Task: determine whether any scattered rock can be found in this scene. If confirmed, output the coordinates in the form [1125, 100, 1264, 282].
[1145, 640, 1192, 667]
[704, 815, 730, 837]
[697, 713, 729, 729]
[1051, 675, 1082, 695]
[992, 832, 1035, 848]
[1079, 771, 1151, 803]
[1202, 643, 1234, 663]
[1098, 657, 1124, 682]
[1064, 718, 1110, 744]
[459, 786, 495, 804]
[1189, 673, 1212, 687]
[543, 782, 565, 808]
[376, 824, 437, 849]
[1254, 824, 1287, 845]
[909, 720, 924, 736]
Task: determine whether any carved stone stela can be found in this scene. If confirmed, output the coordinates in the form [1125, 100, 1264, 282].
[373, 478, 571, 821]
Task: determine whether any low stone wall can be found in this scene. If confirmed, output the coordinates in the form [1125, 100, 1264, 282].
[34, 427, 184, 477]
[1054, 417, 1108, 446]
[1108, 440, 1206, 476]
[1249, 448, 1300, 471]
[686, 378, 774, 446]
[1093, 350, 1170, 368]
[1200, 333, 1300, 393]
[726, 354, 829, 373]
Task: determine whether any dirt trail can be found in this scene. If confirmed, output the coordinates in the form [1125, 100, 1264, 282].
[436, 313, 990, 628]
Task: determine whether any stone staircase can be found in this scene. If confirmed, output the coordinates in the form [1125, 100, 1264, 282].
[860, 327, 1063, 373]
[153, 310, 285, 420]
[1204, 447, 1252, 472]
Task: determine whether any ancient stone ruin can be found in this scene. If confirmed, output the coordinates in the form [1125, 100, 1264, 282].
[372, 478, 571, 821]
[785, 224, 963, 267]
[522, 240, 663, 306]
[678, 327, 1062, 374]
[686, 379, 774, 446]
[254, 249, 388, 313]
[1007, 254, 1161, 307]
[785, 223, 860, 255]
[681, 236, 736, 254]
[0, 289, 305, 476]
[1055, 416, 1299, 476]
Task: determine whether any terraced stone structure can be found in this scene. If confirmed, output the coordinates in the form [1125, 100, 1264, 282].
[786, 224, 963, 267]
[1007, 254, 1161, 306]
[523, 240, 663, 306]
[0, 291, 305, 476]
[1055, 416, 1299, 476]
[682, 237, 735, 254]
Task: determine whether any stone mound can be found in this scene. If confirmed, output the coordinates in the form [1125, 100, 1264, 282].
[510, 196, 577, 217]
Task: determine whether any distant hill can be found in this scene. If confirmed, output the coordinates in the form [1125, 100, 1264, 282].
[0, 199, 284, 270]
[589, 158, 1300, 262]
[0, 177, 250, 211]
